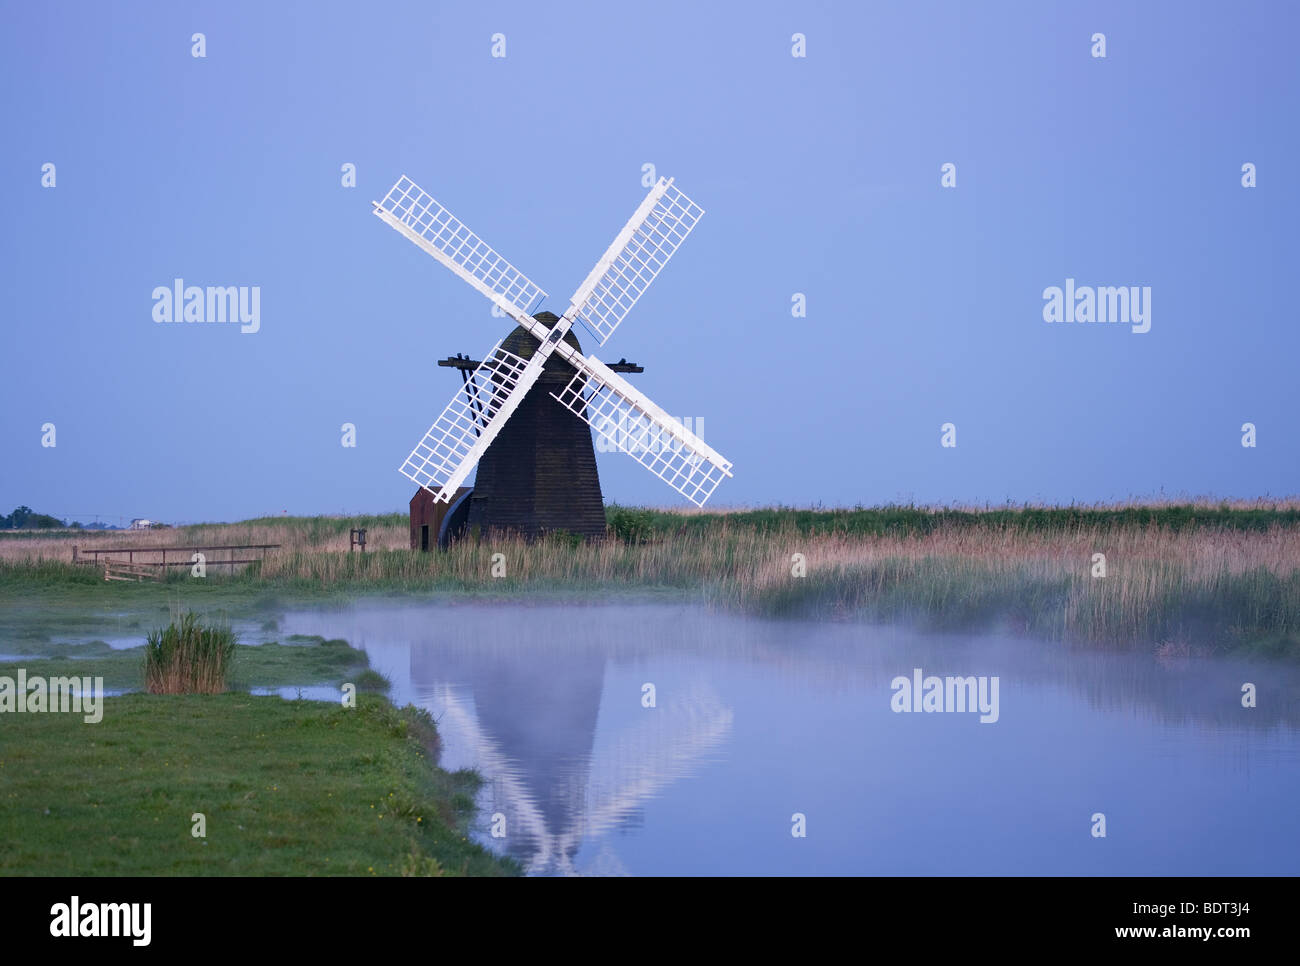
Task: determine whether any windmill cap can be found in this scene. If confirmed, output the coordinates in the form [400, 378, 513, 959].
[501, 313, 583, 366]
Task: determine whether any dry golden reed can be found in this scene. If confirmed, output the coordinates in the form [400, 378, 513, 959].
[4, 502, 1298, 653]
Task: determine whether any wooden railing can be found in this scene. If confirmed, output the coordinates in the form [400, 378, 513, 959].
[74, 543, 280, 574]
[104, 561, 161, 582]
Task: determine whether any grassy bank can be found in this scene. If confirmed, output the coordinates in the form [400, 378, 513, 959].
[0, 692, 516, 876]
[5, 632, 376, 693]
[3, 501, 1299, 657]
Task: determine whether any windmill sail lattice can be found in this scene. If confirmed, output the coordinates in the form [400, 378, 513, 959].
[375, 173, 732, 510]
[398, 344, 544, 501]
[567, 179, 705, 345]
[552, 358, 732, 507]
[374, 176, 547, 324]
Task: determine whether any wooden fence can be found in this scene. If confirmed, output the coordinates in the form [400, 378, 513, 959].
[74, 543, 280, 579]
[104, 561, 162, 583]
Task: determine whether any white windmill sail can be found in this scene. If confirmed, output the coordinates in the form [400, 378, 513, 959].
[399, 341, 550, 502]
[564, 178, 705, 345]
[551, 356, 733, 507]
[377, 173, 732, 507]
[373, 176, 548, 333]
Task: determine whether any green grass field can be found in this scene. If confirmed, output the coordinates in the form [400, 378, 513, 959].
[9, 634, 373, 693]
[0, 610, 513, 876]
[0, 693, 516, 876]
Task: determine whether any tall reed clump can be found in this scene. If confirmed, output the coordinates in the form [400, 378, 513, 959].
[144, 612, 237, 694]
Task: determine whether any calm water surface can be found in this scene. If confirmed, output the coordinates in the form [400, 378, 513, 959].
[281, 600, 1300, 876]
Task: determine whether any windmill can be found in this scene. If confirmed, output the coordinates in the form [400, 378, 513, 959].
[373, 174, 733, 540]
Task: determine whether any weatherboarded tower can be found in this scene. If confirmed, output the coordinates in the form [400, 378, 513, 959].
[414, 313, 641, 547]
[465, 315, 607, 541]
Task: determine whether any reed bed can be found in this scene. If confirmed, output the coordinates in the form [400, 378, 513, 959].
[144, 612, 237, 695]
[4, 503, 1298, 654]
[0, 516, 410, 566]
[246, 516, 1300, 654]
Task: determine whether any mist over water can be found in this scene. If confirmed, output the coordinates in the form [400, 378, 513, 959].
[281, 600, 1300, 876]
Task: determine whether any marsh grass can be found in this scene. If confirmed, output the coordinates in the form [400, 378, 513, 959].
[241, 517, 1300, 653]
[354, 668, 393, 693]
[4, 501, 1299, 656]
[144, 612, 236, 694]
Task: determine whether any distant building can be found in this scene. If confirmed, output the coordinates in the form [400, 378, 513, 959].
[129, 519, 154, 530]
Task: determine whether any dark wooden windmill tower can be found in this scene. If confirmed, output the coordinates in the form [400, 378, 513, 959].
[419, 312, 643, 547]
[375, 172, 733, 553]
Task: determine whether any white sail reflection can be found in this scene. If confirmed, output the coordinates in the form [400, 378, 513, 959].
[425, 680, 733, 876]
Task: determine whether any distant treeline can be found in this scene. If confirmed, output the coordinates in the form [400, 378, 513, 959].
[0, 506, 118, 530]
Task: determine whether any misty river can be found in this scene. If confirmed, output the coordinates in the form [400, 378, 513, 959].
[280, 600, 1300, 876]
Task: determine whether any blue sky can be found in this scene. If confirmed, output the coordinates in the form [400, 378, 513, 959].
[1, 0, 1296, 524]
